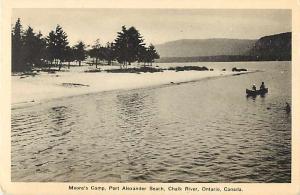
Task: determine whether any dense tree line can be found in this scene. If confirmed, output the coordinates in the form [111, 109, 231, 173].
[11, 18, 160, 72]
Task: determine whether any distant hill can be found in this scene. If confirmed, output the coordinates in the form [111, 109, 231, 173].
[155, 39, 256, 58]
[249, 32, 291, 61]
[156, 55, 258, 63]
[155, 32, 291, 62]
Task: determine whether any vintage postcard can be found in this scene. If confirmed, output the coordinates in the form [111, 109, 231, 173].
[0, 0, 299, 195]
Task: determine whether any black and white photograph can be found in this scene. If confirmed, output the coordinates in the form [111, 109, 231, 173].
[10, 8, 292, 184]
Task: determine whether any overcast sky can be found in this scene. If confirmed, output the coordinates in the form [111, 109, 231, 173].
[12, 9, 291, 46]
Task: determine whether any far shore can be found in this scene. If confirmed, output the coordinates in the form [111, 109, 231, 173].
[12, 65, 255, 109]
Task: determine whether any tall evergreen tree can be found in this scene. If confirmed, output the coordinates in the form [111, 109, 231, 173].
[34, 31, 47, 67]
[23, 26, 37, 70]
[103, 42, 115, 65]
[64, 46, 75, 69]
[114, 26, 128, 68]
[46, 25, 69, 70]
[126, 26, 145, 65]
[55, 25, 69, 70]
[145, 44, 160, 66]
[73, 41, 86, 66]
[88, 39, 102, 68]
[137, 44, 160, 66]
[137, 45, 147, 65]
[113, 26, 146, 68]
[88, 48, 97, 66]
[12, 18, 24, 72]
[45, 30, 56, 67]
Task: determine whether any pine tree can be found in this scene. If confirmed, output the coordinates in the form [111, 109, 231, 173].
[55, 25, 69, 70]
[73, 41, 86, 66]
[88, 48, 97, 66]
[104, 42, 115, 65]
[137, 45, 147, 66]
[23, 26, 36, 70]
[23, 27, 48, 69]
[88, 39, 101, 68]
[126, 26, 145, 65]
[114, 26, 128, 68]
[46, 30, 56, 67]
[64, 46, 75, 69]
[46, 25, 69, 70]
[113, 26, 146, 68]
[34, 31, 47, 67]
[145, 44, 160, 66]
[12, 18, 24, 72]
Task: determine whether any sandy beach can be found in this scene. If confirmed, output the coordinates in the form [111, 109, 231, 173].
[12, 67, 252, 108]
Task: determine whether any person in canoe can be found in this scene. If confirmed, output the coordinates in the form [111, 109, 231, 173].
[246, 83, 268, 96]
[260, 82, 266, 90]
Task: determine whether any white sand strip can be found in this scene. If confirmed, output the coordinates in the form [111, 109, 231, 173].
[12, 70, 252, 108]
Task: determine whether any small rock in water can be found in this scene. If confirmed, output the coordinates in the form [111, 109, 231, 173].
[267, 107, 271, 110]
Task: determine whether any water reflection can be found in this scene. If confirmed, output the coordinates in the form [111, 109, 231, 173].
[246, 93, 267, 101]
[116, 92, 156, 129]
[115, 91, 158, 181]
[117, 93, 146, 122]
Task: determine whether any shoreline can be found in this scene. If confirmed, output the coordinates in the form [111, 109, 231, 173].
[12, 70, 256, 109]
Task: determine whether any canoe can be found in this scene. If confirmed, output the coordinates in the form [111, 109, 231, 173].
[246, 88, 268, 96]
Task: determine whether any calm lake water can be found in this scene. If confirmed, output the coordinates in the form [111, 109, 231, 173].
[11, 61, 291, 182]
